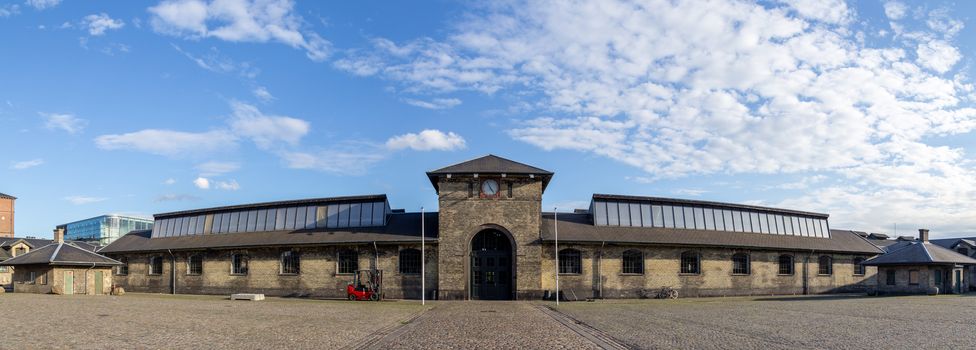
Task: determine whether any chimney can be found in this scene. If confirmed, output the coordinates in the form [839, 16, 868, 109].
[918, 229, 929, 243]
[53, 227, 64, 244]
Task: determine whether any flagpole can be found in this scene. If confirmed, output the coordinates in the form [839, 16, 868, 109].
[554, 207, 559, 307]
[421, 206, 426, 306]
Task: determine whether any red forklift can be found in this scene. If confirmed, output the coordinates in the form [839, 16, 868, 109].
[346, 269, 383, 301]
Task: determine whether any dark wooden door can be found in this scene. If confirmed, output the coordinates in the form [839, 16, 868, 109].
[471, 230, 512, 300]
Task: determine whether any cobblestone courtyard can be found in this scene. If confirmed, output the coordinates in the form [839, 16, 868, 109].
[3, 293, 975, 349]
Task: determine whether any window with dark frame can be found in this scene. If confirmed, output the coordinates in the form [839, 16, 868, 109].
[507, 182, 513, 198]
[149, 256, 163, 275]
[886, 269, 896, 285]
[116, 257, 129, 275]
[818, 255, 833, 275]
[187, 255, 203, 275]
[40, 271, 47, 285]
[28, 271, 36, 284]
[909, 270, 919, 285]
[558, 249, 581, 274]
[778, 255, 794, 275]
[338, 250, 358, 274]
[399, 249, 422, 274]
[280, 250, 301, 275]
[853, 257, 866, 275]
[680, 251, 700, 274]
[231, 254, 249, 275]
[621, 250, 643, 274]
[732, 253, 750, 275]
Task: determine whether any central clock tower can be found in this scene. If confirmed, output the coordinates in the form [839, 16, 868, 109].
[426, 155, 553, 300]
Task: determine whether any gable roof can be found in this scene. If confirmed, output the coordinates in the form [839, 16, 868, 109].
[862, 241, 976, 266]
[1, 237, 100, 251]
[540, 214, 883, 254]
[0, 192, 15, 200]
[426, 155, 554, 192]
[929, 237, 976, 250]
[0, 242, 122, 267]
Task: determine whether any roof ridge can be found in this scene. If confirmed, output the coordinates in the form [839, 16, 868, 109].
[65, 242, 124, 263]
[50, 243, 64, 263]
[920, 242, 935, 262]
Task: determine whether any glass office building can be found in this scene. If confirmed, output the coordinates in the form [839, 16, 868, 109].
[62, 215, 154, 246]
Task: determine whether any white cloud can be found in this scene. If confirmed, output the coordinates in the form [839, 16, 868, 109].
[171, 44, 259, 78]
[341, 0, 976, 234]
[253, 86, 274, 102]
[403, 97, 462, 110]
[772, 175, 827, 190]
[196, 161, 240, 176]
[42, 112, 87, 134]
[926, 8, 964, 38]
[11, 158, 43, 170]
[778, 0, 850, 24]
[0, 4, 20, 17]
[64, 196, 107, 205]
[193, 177, 210, 189]
[149, 0, 330, 61]
[25, 0, 60, 10]
[83, 13, 124, 36]
[916, 40, 961, 73]
[673, 188, 709, 197]
[95, 129, 237, 157]
[163, 178, 177, 185]
[883, 1, 907, 21]
[228, 101, 309, 149]
[386, 129, 466, 151]
[280, 148, 386, 175]
[215, 179, 240, 190]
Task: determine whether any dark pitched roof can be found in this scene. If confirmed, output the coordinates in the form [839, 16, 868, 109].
[426, 155, 554, 192]
[592, 194, 829, 218]
[0, 249, 10, 260]
[539, 214, 883, 254]
[0, 242, 122, 267]
[1, 237, 99, 251]
[930, 237, 976, 250]
[0, 192, 15, 200]
[862, 241, 976, 266]
[100, 212, 438, 253]
[155, 194, 388, 219]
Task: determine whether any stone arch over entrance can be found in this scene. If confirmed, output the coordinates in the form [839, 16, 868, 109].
[468, 225, 516, 300]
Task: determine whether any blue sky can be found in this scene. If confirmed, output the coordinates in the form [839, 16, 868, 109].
[2, 0, 976, 239]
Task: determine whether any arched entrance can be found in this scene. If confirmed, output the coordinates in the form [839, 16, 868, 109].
[470, 229, 513, 300]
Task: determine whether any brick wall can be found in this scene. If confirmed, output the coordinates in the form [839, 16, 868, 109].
[109, 244, 439, 299]
[436, 178, 544, 300]
[875, 265, 968, 295]
[0, 197, 13, 238]
[540, 244, 876, 298]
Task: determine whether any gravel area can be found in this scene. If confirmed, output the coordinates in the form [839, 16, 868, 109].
[553, 294, 976, 349]
[370, 301, 601, 349]
[0, 293, 427, 350]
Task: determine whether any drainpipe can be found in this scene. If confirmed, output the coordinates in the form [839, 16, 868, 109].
[167, 249, 176, 294]
[599, 241, 605, 299]
[372, 241, 379, 270]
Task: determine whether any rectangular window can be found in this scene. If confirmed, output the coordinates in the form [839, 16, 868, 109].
[231, 254, 248, 275]
[673, 206, 686, 228]
[714, 209, 726, 231]
[228, 212, 240, 233]
[741, 211, 752, 232]
[361, 203, 374, 226]
[594, 201, 608, 226]
[274, 208, 287, 231]
[607, 202, 620, 226]
[187, 216, 198, 235]
[722, 210, 735, 232]
[295, 206, 307, 230]
[886, 269, 896, 285]
[758, 213, 769, 234]
[774, 215, 785, 235]
[627, 202, 640, 226]
[349, 203, 362, 227]
[337, 203, 351, 228]
[327, 204, 339, 228]
[703, 208, 715, 230]
[305, 206, 317, 229]
[640, 204, 652, 228]
[651, 205, 664, 228]
[694, 207, 706, 230]
[813, 218, 823, 237]
[618, 202, 631, 226]
[211, 215, 221, 234]
[254, 209, 267, 231]
[782, 216, 794, 235]
[622, 250, 643, 274]
[373, 202, 386, 225]
[195, 215, 206, 234]
[28, 271, 36, 284]
[338, 250, 358, 274]
[149, 256, 163, 275]
[284, 207, 297, 230]
[684, 207, 697, 229]
[245, 210, 257, 232]
[187, 255, 203, 275]
[221, 213, 233, 233]
[280, 251, 300, 275]
[749, 212, 761, 233]
[909, 270, 919, 285]
[766, 214, 777, 234]
[507, 182, 513, 198]
[731, 211, 743, 232]
[316, 206, 328, 228]
[732, 254, 750, 275]
[662, 205, 675, 228]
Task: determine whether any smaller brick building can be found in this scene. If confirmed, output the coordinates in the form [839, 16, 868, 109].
[0, 230, 121, 295]
[863, 229, 976, 295]
[0, 192, 15, 238]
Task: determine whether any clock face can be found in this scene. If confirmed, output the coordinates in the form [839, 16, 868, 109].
[481, 179, 499, 196]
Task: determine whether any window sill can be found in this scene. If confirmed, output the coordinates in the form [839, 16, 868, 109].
[731, 273, 751, 276]
[148, 274, 162, 276]
[399, 273, 422, 276]
[279, 273, 300, 276]
[186, 273, 202, 276]
[817, 274, 832, 277]
[777, 273, 795, 276]
[619, 273, 644, 276]
[230, 273, 248, 276]
[558, 273, 582, 276]
[335, 273, 355, 276]
[678, 273, 701, 276]
[853, 274, 865, 277]
[114, 274, 128, 276]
